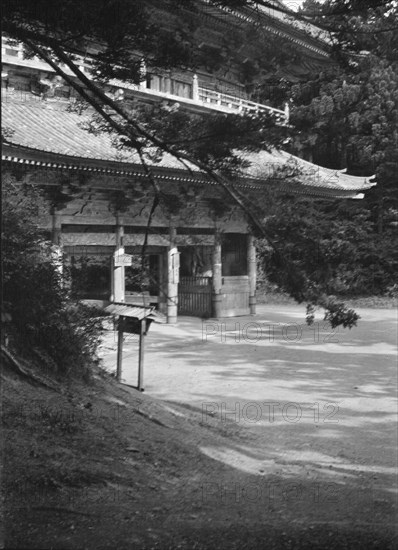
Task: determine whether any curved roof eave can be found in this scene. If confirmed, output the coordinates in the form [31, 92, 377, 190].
[2, 141, 376, 201]
[238, 149, 376, 194]
[2, 100, 376, 199]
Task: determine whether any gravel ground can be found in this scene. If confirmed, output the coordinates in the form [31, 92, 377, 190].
[3, 305, 397, 549]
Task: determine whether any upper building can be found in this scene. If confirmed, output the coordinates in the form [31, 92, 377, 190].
[1, 1, 375, 322]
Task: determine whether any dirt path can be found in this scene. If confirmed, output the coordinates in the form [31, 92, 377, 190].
[101, 305, 398, 548]
[3, 306, 397, 549]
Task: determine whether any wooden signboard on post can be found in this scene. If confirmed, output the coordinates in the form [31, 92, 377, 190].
[170, 248, 180, 284]
[104, 303, 165, 391]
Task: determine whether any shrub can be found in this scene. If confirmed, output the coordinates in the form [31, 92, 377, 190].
[2, 172, 104, 377]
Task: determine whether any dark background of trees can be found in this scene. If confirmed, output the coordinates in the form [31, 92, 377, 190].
[256, 0, 397, 300]
[258, 68, 398, 301]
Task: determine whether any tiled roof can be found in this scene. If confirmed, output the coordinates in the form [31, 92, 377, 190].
[240, 149, 376, 196]
[1, 99, 195, 172]
[201, 0, 330, 59]
[2, 98, 375, 198]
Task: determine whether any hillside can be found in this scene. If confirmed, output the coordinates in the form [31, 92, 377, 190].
[2, 349, 396, 550]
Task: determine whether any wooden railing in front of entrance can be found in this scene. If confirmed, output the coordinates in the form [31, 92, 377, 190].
[178, 276, 212, 317]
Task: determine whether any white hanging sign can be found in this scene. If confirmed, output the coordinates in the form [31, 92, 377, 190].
[114, 253, 133, 267]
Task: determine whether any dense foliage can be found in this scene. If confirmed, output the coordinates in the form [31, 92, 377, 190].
[2, 174, 104, 377]
[3, 0, 397, 330]
[274, 0, 398, 298]
[258, 192, 397, 299]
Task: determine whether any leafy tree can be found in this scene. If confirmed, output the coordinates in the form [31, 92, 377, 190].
[280, 0, 398, 298]
[5, 0, 395, 327]
[2, 173, 104, 377]
[258, 191, 397, 307]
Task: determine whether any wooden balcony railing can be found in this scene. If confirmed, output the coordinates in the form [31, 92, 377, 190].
[197, 86, 287, 120]
[2, 38, 289, 122]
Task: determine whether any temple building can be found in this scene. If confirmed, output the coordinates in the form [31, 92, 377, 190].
[1, 1, 375, 322]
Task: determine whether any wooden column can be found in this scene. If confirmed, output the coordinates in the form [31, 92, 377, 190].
[157, 252, 165, 315]
[116, 320, 123, 382]
[212, 233, 222, 318]
[157, 251, 169, 316]
[111, 216, 125, 303]
[167, 226, 178, 324]
[137, 319, 145, 391]
[247, 234, 256, 315]
[51, 210, 63, 279]
[51, 210, 62, 246]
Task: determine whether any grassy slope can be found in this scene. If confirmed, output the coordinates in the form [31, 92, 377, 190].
[2, 359, 252, 549]
[2, 355, 397, 550]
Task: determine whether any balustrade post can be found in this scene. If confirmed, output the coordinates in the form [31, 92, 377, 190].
[192, 74, 199, 101]
[139, 60, 147, 90]
[284, 102, 290, 123]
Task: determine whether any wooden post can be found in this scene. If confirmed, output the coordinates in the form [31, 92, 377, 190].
[51, 210, 63, 279]
[212, 232, 222, 318]
[247, 234, 257, 314]
[112, 216, 125, 302]
[51, 210, 62, 246]
[137, 319, 145, 391]
[157, 252, 166, 315]
[167, 226, 178, 324]
[116, 319, 123, 382]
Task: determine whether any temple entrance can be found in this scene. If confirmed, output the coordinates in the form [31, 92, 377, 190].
[65, 247, 112, 300]
[124, 252, 161, 308]
[178, 275, 212, 317]
[125, 254, 160, 296]
[178, 246, 213, 317]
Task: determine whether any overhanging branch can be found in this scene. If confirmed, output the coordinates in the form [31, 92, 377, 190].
[7, 25, 274, 238]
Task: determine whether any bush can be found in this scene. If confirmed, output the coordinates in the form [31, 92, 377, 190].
[2, 172, 104, 378]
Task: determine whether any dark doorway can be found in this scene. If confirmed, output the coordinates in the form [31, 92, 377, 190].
[178, 246, 212, 317]
[125, 254, 160, 295]
[68, 253, 111, 300]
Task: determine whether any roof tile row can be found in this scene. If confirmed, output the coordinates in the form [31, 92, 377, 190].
[2, 98, 375, 198]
